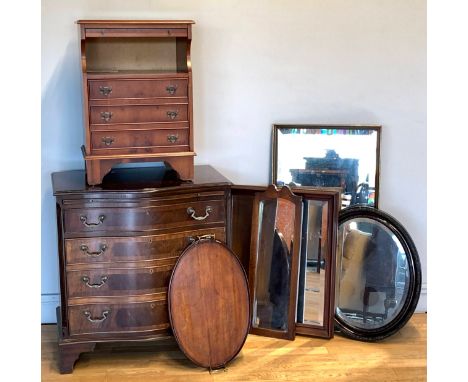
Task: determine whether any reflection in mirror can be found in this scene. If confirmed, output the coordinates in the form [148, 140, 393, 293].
[336, 218, 409, 328]
[335, 207, 421, 341]
[249, 185, 302, 340]
[252, 198, 291, 331]
[297, 200, 328, 326]
[272, 125, 381, 209]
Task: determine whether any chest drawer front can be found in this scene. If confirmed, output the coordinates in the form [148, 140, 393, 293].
[91, 128, 189, 151]
[90, 104, 188, 124]
[63, 200, 226, 235]
[65, 228, 226, 265]
[67, 264, 174, 299]
[89, 79, 188, 100]
[68, 300, 169, 336]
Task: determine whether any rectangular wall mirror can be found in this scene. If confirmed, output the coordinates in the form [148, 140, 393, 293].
[272, 125, 381, 208]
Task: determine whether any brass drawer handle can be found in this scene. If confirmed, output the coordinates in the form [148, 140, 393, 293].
[101, 136, 115, 146]
[83, 310, 110, 323]
[188, 234, 216, 243]
[80, 244, 107, 257]
[80, 215, 105, 227]
[166, 110, 178, 120]
[100, 111, 113, 122]
[167, 134, 178, 144]
[81, 275, 108, 288]
[166, 85, 178, 95]
[187, 206, 212, 221]
[99, 86, 112, 96]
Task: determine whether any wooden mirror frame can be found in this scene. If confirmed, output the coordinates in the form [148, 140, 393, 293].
[271, 124, 381, 209]
[248, 184, 302, 340]
[294, 187, 340, 339]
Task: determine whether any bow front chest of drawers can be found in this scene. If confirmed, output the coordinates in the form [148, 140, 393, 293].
[77, 20, 196, 185]
[52, 165, 231, 373]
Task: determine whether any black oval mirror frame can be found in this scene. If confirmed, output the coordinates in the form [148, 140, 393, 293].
[334, 206, 422, 341]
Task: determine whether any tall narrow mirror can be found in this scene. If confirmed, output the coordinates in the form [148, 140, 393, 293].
[294, 188, 340, 338]
[249, 185, 302, 340]
[272, 125, 381, 208]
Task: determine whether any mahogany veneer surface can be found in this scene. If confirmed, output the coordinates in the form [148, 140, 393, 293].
[78, 20, 196, 184]
[52, 165, 231, 373]
[168, 240, 250, 369]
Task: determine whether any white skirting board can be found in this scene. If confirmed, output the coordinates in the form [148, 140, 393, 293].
[41, 294, 60, 324]
[41, 284, 427, 324]
[416, 283, 427, 313]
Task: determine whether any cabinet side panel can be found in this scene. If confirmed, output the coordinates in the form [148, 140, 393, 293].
[80, 33, 91, 154]
[56, 201, 69, 335]
[231, 193, 255, 276]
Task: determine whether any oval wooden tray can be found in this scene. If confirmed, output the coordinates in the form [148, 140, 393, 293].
[168, 239, 250, 369]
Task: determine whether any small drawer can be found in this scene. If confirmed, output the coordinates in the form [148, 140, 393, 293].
[66, 263, 175, 299]
[89, 121, 188, 132]
[68, 299, 169, 336]
[85, 27, 188, 38]
[91, 129, 189, 151]
[63, 200, 226, 235]
[65, 228, 226, 265]
[89, 104, 188, 124]
[89, 79, 188, 100]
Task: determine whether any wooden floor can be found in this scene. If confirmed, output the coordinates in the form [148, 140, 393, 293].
[42, 313, 426, 381]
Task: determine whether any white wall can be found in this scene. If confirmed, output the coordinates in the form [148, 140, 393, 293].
[42, 0, 426, 322]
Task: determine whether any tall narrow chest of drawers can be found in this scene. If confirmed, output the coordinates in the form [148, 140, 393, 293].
[77, 20, 196, 185]
[52, 165, 231, 373]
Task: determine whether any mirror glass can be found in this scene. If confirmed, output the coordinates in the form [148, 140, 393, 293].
[297, 199, 329, 326]
[335, 217, 410, 329]
[252, 196, 296, 332]
[273, 125, 380, 208]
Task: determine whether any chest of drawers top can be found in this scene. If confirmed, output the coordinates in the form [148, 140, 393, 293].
[53, 165, 230, 199]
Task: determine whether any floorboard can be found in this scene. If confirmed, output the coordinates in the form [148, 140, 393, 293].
[41, 313, 426, 381]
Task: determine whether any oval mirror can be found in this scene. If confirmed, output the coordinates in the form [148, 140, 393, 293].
[334, 206, 421, 341]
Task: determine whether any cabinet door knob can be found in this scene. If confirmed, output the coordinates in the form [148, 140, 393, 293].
[99, 86, 112, 96]
[100, 111, 113, 122]
[81, 275, 109, 288]
[167, 134, 178, 144]
[187, 206, 212, 221]
[83, 310, 110, 323]
[80, 244, 107, 257]
[80, 215, 105, 227]
[166, 110, 178, 120]
[166, 85, 178, 95]
[101, 136, 115, 146]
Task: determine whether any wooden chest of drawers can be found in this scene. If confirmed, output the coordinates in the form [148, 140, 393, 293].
[53, 165, 230, 373]
[77, 20, 196, 185]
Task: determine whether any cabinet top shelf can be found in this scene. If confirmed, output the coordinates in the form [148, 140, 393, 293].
[78, 21, 194, 38]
